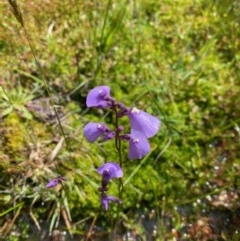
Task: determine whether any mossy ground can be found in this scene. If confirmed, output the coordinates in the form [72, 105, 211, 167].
[0, 0, 240, 240]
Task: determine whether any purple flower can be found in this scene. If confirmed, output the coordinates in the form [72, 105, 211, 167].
[97, 162, 122, 190]
[128, 132, 150, 159]
[101, 193, 122, 210]
[84, 122, 114, 143]
[127, 107, 160, 138]
[97, 169, 112, 192]
[46, 176, 66, 188]
[101, 131, 115, 142]
[97, 162, 123, 179]
[86, 86, 112, 108]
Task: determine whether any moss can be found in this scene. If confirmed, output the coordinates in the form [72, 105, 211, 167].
[31, 120, 53, 140]
[1, 0, 240, 239]
[1, 113, 27, 161]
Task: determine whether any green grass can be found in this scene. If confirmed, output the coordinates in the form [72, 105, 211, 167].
[0, 0, 240, 240]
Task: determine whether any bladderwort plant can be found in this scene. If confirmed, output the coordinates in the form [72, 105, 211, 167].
[7, 0, 160, 236]
[83, 85, 160, 233]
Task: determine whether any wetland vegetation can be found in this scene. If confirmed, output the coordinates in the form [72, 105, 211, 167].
[0, 0, 240, 240]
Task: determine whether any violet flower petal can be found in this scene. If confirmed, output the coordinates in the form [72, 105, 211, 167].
[101, 170, 111, 189]
[107, 195, 122, 203]
[101, 131, 115, 142]
[84, 122, 106, 143]
[101, 195, 109, 210]
[46, 179, 59, 188]
[86, 86, 111, 108]
[97, 162, 123, 179]
[101, 193, 122, 210]
[128, 132, 150, 160]
[46, 176, 66, 188]
[128, 107, 160, 138]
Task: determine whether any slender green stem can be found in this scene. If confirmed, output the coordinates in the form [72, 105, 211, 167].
[114, 107, 122, 168]
[94, 0, 112, 78]
[112, 105, 124, 239]
[7, 0, 71, 155]
[100, 0, 112, 47]
[113, 106, 123, 196]
[22, 26, 70, 152]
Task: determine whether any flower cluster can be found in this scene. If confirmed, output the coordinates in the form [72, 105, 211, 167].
[84, 86, 160, 160]
[83, 86, 160, 210]
[46, 86, 160, 212]
[97, 162, 123, 210]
